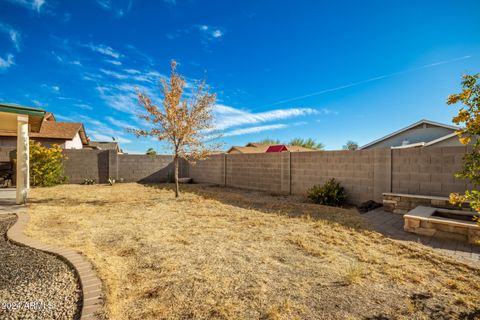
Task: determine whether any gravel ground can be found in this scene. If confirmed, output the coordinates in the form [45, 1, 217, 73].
[0, 214, 81, 320]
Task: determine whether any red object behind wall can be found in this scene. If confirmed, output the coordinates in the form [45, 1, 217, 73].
[266, 145, 288, 152]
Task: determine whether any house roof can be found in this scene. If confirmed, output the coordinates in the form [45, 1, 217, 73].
[423, 132, 459, 147]
[359, 119, 459, 150]
[227, 143, 315, 153]
[87, 141, 120, 151]
[0, 103, 45, 132]
[0, 121, 88, 144]
[266, 145, 288, 152]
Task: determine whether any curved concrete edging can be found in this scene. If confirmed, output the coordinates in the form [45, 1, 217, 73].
[7, 211, 103, 319]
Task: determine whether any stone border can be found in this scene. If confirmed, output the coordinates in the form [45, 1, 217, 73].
[6, 211, 103, 319]
[383, 192, 471, 214]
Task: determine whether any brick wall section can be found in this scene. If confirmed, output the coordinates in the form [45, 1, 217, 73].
[117, 154, 173, 183]
[390, 146, 470, 197]
[63, 150, 108, 184]
[189, 154, 225, 185]
[290, 150, 378, 203]
[61, 147, 470, 204]
[226, 153, 283, 192]
[189, 147, 470, 204]
[63, 150, 179, 184]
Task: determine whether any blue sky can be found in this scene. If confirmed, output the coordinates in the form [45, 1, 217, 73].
[0, 0, 479, 153]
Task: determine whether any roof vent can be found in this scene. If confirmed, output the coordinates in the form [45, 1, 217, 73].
[402, 139, 410, 146]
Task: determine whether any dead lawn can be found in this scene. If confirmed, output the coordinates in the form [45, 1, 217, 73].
[26, 183, 480, 320]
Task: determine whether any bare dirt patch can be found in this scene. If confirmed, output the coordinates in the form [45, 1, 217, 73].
[26, 183, 480, 319]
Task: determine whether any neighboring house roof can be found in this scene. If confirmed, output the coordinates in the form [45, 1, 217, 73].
[285, 145, 316, 152]
[0, 121, 88, 144]
[423, 132, 459, 147]
[87, 141, 120, 152]
[359, 119, 459, 150]
[227, 146, 266, 154]
[44, 112, 56, 121]
[0, 103, 45, 132]
[266, 145, 289, 153]
[227, 143, 315, 154]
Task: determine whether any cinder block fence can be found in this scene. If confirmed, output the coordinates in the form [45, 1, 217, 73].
[58, 146, 471, 204]
[188, 146, 471, 204]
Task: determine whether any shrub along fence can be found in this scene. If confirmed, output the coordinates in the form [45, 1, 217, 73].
[59, 146, 471, 204]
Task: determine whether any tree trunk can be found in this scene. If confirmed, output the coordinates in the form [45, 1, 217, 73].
[174, 154, 179, 198]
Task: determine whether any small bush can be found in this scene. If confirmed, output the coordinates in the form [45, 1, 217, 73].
[30, 141, 67, 187]
[307, 178, 346, 206]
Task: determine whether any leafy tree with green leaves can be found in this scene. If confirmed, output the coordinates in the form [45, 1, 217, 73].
[343, 140, 359, 150]
[146, 147, 157, 155]
[30, 141, 67, 187]
[257, 138, 281, 145]
[289, 137, 324, 150]
[447, 73, 480, 220]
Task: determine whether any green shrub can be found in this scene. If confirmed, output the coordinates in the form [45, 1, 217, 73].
[30, 141, 67, 187]
[307, 178, 346, 206]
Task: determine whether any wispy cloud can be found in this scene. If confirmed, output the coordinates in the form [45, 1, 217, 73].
[31, 99, 43, 107]
[197, 24, 225, 41]
[0, 23, 21, 51]
[222, 124, 287, 137]
[213, 104, 319, 131]
[95, 0, 134, 18]
[100, 68, 129, 79]
[0, 54, 14, 70]
[83, 42, 121, 59]
[105, 59, 122, 66]
[76, 114, 132, 143]
[3, 0, 46, 12]
[105, 116, 136, 129]
[89, 130, 132, 143]
[41, 83, 60, 92]
[262, 55, 474, 108]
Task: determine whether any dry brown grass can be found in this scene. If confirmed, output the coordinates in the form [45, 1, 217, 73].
[25, 183, 480, 320]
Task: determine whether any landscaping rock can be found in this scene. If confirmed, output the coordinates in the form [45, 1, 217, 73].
[0, 215, 81, 319]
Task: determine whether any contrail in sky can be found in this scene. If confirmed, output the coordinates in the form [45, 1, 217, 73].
[262, 55, 472, 108]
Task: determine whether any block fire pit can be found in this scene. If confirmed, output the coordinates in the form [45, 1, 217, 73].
[404, 206, 480, 244]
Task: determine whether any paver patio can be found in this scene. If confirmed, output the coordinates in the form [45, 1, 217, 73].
[363, 208, 480, 266]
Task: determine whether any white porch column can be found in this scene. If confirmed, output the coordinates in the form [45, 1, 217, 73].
[16, 115, 29, 204]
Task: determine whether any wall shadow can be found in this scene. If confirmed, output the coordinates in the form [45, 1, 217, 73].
[144, 183, 368, 231]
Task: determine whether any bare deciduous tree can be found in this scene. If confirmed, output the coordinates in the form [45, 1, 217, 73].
[130, 60, 217, 197]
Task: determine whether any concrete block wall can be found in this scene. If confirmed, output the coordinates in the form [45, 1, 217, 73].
[63, 150, 109, 184]
[117, 154, 173, 183]
[63, 150, 179, 184]
[390, 146, 470, 197]
[291, 150, 378, 203]
[61, 147, 471, 204]
[226, 153, 283, 193]
[189, 147, 470, 204]
[189, 154, 225, 185]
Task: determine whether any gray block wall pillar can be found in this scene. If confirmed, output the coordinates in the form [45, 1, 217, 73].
[223, 153, 227, 186]
[280, 151, 291, 194]
[373, 148, 392, 202]
[108, 150, 118, 181]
